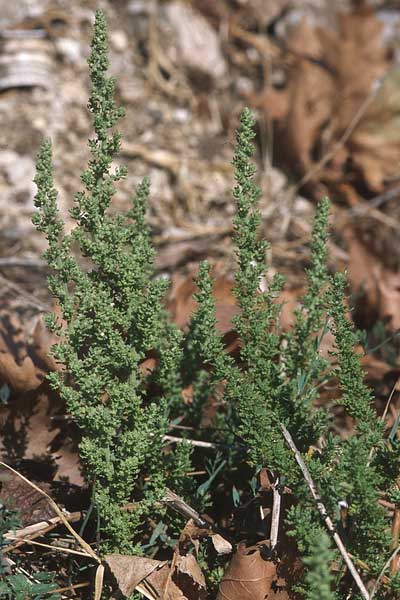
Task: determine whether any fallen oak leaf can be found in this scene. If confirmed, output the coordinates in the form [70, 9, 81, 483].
[167, 553, 207, 599]
[251, 6, 394, 196]
[217, 542, 277, 600]
[168, 270, 238, 333]
[0, 311, 43, 391]
[104, 554, 168, 598]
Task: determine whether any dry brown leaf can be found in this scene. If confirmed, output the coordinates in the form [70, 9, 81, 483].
[252, 6, 396, 195]
[361, 354, 394, 382]
[284, 19, 334, 177]
[105, 520, 207, 599]
[167, 552, 207, 600]
[0, 468, 54, 524]
[217, 542, 277, 600]
[344, 227, 400, 330]
[32, 316, 59, 372]
[0, 391, 83, 486]
[211, 533, 233, 555]
[377, 270, 400, 331]
[279, 288, 301, 331]
[138, 356, 158, 376]
[168, 271, 238, 333]
[105, 554, 168, 598]
[0, 307, 61, 392]
[166, 519, 207, 599]
[0, 312, 43, 391]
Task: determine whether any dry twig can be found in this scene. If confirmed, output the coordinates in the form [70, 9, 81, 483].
[162, 488, 209, 528]
[280, 424, 370, 600]
[269, 473, 281, 550]
[3, 511, 82, 553]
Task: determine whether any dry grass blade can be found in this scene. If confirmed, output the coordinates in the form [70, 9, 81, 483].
[94, 564, 105, 600]
[382, 376, 400, 424]
[50, 582, 90, 595]
[3, 536, 92, 557]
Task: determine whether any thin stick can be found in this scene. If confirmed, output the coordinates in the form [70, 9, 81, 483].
[369, 545, 400, 599]
[280, 424, 370, 600]
[381, 377, 400, 424]
[270, 475, 281, 550]
[162, 488, 208, 528]
[164, 435, 224, 449]
[0, 273, 51, 312]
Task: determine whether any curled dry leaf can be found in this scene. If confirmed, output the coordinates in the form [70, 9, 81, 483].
[105, 519, 207, 599]
[0, 312, 45, 391]
[0, 301, 61, 392]
[217, 542, 277, 600]
[164, 518, 208, 600]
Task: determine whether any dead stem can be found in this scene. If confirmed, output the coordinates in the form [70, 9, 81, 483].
[280, 424, 370, 600]
[270, 473, 281, 550]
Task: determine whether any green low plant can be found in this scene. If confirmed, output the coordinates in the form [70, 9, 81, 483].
[33, 9, 190, 555]
[0, 572, 60, 600]
[191, 110, 395, 597]
[31, 8, 399, 599]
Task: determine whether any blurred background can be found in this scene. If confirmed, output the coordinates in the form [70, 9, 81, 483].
[0, 0, 399, 488]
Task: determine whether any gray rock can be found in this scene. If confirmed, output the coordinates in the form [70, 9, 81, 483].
[164, 1, 227, 82]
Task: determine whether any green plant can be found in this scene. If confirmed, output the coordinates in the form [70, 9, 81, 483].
[191, 109, 396, 597]
[32, 9, 398, 599]
[0, 573, 60, 600]
[33, 9, 189, 555]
